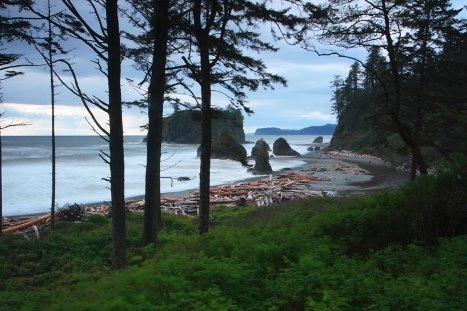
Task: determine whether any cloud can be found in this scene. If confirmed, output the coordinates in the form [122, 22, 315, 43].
[268, 62, 350, 76]
[300, 110, 336, 122]
[2, 102, 146, 135]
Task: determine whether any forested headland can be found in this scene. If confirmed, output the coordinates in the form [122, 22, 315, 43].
[157, 107, 245, 144]
[326, 1, 466, 174]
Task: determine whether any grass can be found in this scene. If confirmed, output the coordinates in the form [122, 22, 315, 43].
[0, 161, 466, 310]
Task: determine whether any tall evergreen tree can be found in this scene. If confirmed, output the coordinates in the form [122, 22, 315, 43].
[139, 0, 171, 245]
[124, 0, 191, 245]
[182, 0, 303, 234]
[30, 0, 126, 269]
[330, 75, 345, 121]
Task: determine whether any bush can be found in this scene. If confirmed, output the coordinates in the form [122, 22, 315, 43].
[402, 160, 467, 247]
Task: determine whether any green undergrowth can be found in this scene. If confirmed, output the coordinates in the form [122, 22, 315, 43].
[1, 162, 466, 310]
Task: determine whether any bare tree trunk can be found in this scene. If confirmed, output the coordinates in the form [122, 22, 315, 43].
[143, 0, 170, 245]
[198, 66, 212, 234]
[47, 0, 56, 229]
[106, 0, 126, 270]
[193, 0, 213, 234]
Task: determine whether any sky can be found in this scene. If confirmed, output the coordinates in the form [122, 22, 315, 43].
[2, 41, 350, 135]
[1, 1, 465, 136]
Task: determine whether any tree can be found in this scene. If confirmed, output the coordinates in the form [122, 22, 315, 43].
[398, 0, 463, 178]
[123, 0, 192, 245]
[30, 0, 126, 269]
[139, 0, 171, 245]
[46, 0, 57, 229]
[330, 75, 345, 121]
[32, 0, 67, 230]
[310, 0, 463, 179]
[0, 0, 34, 79]
[183, 0, 303, 234]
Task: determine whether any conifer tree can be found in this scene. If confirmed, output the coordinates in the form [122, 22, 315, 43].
[182, 0, 305, 234]
[30, 0, 126, 269]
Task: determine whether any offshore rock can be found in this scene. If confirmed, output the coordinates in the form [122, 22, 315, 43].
[251, 140, 271, 157]
[252, 139, 273, 173]
[313, 136, 324, 143]
[273, 137, 301, 156]
[197, 128, 248, 166]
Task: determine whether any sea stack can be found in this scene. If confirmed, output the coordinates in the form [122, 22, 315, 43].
[252, 139, 273, 173]
[313, 136, 324, 143]
[273, 137, 300, 156]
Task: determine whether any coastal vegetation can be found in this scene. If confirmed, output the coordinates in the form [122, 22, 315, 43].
[0, 161, 465, 310]
[322, 0, 467, 178]
[159, 107, 245, 144]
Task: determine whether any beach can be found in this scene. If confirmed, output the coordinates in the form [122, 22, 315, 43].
[163, 151, 407, 198]
[2, 149, 408, 233]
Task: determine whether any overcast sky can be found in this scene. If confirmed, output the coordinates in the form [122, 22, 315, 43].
[1, 1, 465, 136]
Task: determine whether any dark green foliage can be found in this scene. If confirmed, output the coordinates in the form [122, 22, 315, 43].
[1, 163, 466, 310]
[327, 1, 467, 170]
[0, 0, 32, 74]
[401, 160, 467, 247]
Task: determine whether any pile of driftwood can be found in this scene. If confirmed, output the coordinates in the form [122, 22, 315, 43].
[162, 171, 323, 215]
[2, 172, 325, 234]
[82, 172, 323, 216]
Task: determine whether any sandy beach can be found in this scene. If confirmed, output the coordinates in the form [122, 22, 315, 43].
[166, 150, 408, 198]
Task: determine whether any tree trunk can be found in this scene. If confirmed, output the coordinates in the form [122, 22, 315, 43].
[193, 0, 213, 234]
[382, 0, 428, 179]
[0, 126, 2, 235]
[410, 153, 417, 181]
[106, 0, 126, 270]
[143, 0, 170, 245]
[393, 116, 429, 180]
[198, 64, 212, 234]
[48, 0, 56, 229]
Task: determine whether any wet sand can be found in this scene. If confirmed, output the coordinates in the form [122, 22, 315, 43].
[130, 151, 408, 200]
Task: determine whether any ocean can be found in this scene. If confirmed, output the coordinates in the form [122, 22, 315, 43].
[2, 134, 332, 216]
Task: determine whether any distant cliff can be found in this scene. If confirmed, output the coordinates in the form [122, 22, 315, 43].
[254, 124, 336, 135]
[161, 108, 245, 144]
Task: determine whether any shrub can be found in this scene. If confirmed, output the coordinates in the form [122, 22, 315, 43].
[402, 160, 467, 247]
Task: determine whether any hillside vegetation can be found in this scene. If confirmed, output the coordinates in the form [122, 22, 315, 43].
[160, 107, 245, 144]
[329, 44, 466, 169]
[0, 161, 466, 310]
